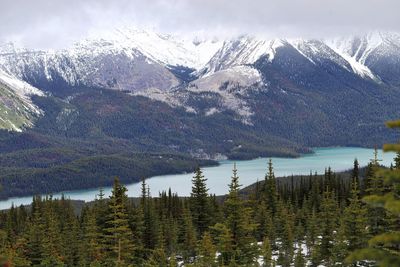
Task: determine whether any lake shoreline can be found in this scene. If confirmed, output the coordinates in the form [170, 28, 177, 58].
[0, 146, 395, 210]
[0, 147, 310, 201]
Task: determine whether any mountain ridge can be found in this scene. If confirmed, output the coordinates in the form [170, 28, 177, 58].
[0, 29, 399, 198]
[2, 30, 399, 129]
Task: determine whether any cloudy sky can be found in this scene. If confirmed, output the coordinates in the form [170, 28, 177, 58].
[1, 0, 399, 49]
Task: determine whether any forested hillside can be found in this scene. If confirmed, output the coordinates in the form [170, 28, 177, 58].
[0, 131, 399, 266]
[0, 86, 306, 200]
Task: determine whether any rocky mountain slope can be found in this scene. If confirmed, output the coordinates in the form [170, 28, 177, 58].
[1, 30, 399, 126]
[0, 69, 43, 131]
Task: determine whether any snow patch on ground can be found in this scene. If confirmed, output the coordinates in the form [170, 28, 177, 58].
[205, 107, 220, 116]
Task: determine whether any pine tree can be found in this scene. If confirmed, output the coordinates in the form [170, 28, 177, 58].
[294, 245, 305, 267]
[40, 198, 63, 266]
[278, 209, 294, 267]
[197, 231, 216, 267]
[342, 179, 367, 251]
[305, 209, 318, 257]
[26, 197, 45, 266]
[264, 159, 278, 215]
[145, 248, 168, 267]
[330, 219, 349, 266]
[261, 237, 272, 267]
[365, 150, 388, 237]
[224, 163, 258, 265]
[164, 216, 178, 255]
[394, 152, 400, 169]
[190, 167, 211, 236]
[316, 190, 338, 264]
[211, 223, 233, 266]
[143, 186, 160, 251]
[351, 158, 360, 188]
[81, 208, 102, 265]
[347, 119, 400, 266]
[104, 177, 134, 266]
[5, 235, 31, 267]
[180, 205, 197, 259]
[60, 199, 81, 266]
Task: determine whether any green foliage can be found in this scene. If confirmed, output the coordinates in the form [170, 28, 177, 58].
[0, 147, 398, 266]
[342, 180, 367, 251]
[104, 177, 134, 265]
[190, 167, 211, 236]
[261, 237, 272, 267]
[224, 164, 258, 265]
[347, 120, 400, 266]
[0, 87, 307, 199]
[196, 232, 216, 267]
[294, 245, 305, 267]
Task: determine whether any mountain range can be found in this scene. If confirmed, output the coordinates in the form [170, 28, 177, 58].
[0, 29, 399, 198]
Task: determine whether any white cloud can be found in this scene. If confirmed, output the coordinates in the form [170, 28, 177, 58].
[0, 0, 399, 49]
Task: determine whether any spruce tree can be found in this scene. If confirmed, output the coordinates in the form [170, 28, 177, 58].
[316, 190, 338, 264]
[330, 219, 349, 266]
[365, 151, 388, 237]
[275, 200, 294, 267]
[40, 199, 64, 266]
[60, 200, 81, 266]
[294, 245, 305, 267]
[104, 177, 134, 266]
[224, 163, 258, 265]
[394, 152, 400, 169]
[81, 208, 102, 265]
[342, 179, 367, 251]
[211, 223, 233, 266]
[197, 231, 216, 267]
[264, 159, 278, 215]
[261, 237, 272, 267]
[26, 197, 45, 266]
[190, 167, 211, 236]
[351, 158, 360, 188]
[142, 182, 160, 252]
[145, 248, 168, 267]
[305, 209, 318, 257]
[180, 205, 197, 259]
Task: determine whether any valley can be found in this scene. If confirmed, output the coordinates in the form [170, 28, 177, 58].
[0, 30, 400, 200]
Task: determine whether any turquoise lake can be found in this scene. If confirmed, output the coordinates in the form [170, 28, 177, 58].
[0, 147, 396, 210]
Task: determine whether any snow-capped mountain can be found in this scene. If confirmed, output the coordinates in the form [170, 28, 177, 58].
[199, 37, 285, 76]
[0, 39, 180, 93]
[0, 29, 400, 131]
[326, 32, 400, 85]
[1, 30, 399, 90]
[2, 29, 400, 200]
[199, 32, 400, 82]
[106, 28, 223, 69]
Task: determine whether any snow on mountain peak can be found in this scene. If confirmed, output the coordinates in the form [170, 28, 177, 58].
[79, 28, 224, 69]
[201, 36, 285, 77]
[323, 31, 400, 81]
